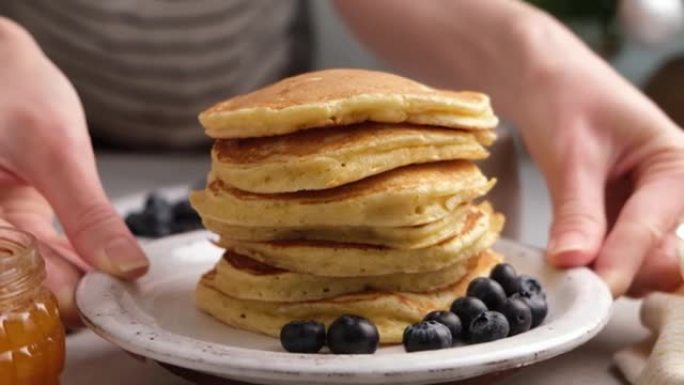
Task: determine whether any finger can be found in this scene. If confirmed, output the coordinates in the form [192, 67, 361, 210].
[595, 180, 683, 296]
[627, 232, 683, 297]
[2, 201, 84, 327]
[19, 138, 148, 278]
[546, 164, 607, 268]
[0, 186, 90, 271]
[42, 243, 83, 328]
[48, 236, 91, 272]
[0, 215, 83, 327]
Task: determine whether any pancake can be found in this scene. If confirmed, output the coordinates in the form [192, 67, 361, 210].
[190, 160, 495, 227]
[198, 69, 499, 139]
[218, 207, 503, 277]
[213, 251, 472, 302]
[211, 123, 495, 193]
[196, 248, 503, 344]
[204, 203, 474, 249]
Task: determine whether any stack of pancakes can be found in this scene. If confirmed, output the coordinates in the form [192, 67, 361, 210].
[190, 69, 505, 344]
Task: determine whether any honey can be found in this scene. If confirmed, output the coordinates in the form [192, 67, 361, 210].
[0, 227, 65, 385]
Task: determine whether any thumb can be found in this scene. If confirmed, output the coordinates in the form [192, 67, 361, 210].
[24, 141, 148, 279]
[546, 166, 607, 267]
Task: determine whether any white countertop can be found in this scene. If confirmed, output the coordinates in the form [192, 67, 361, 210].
[62, 151, 646, 385]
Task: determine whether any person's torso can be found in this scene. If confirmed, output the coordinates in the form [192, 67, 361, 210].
[2, 0, 311, 148]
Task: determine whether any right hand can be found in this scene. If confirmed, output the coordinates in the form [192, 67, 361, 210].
[0, 18, 148, 326]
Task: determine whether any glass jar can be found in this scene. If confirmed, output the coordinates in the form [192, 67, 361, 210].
[0, 227, 65, 385]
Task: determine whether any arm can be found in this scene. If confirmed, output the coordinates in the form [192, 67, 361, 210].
[333, 0, 574, 122]
[336, 0, 684, 296]
[0, 18, 148, 325]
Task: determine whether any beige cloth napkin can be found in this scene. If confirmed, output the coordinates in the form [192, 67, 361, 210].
[613, 226, 684, 384]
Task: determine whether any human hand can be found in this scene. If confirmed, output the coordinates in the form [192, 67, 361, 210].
[333, 0, 683, 296]
[519, 48, 684, 297]
[0, 18, 148, 326]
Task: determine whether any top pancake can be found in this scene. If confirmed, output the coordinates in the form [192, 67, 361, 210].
[199, 69, 499, 138]
[211, 123, 495, 193]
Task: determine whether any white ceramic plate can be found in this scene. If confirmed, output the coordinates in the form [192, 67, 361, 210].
[76, 231, 612, 385]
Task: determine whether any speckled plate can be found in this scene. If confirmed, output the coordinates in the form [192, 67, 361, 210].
[76, 231, 612, 385]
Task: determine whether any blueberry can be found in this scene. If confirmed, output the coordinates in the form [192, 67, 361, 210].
[327, 315, 379, 354]
[423, 311, 462, 342]
[499, 298, 532, 336]
[467, 277, 507, 310]
[280, 320, 326, 353]
[450, 297, 488, 331]
[517, 275, 545, 298]
[125, 213, 147, 235]
[144, 193, 173, 221]
[170, 221, 202, 234]
[123, 193, 173, 237]
[173, 199, 202, 223]
[403, 321, 452, 352]
[167, 199, 203, 234]
[125, 211, 170, 237]
[490, 263, 520, 296]
[511, 291, 548, 328]
[469, 311, 510, 343]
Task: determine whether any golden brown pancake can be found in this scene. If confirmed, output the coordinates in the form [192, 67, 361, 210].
[195, 249, 503, 344]
[213, 251, 472, 302]
[198, 69, 498, 138]
[219, 208, 502, 277]
[203, 203, 476, 249]
[191, 160, 495, 227]
[211, 123, 495, 193]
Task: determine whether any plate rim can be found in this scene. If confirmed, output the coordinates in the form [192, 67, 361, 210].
[76, 231, 613, 384]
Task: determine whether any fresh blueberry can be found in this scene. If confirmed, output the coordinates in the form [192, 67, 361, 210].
[172, 200, 202, 224]
[499, 298, 532, 336]
[327, 315, 379, 354]
[124, 193, 172, 237]
[403, 321, 453, 352]
[469, 311, 510, 343]
[517, 275, 545, 298]
[511, 291, 548, 327]
[467, 277, 507, 310]
[125, 212, 148, 236]
[125, 211, 170, 237]
[170, 220, 202, 234]
[490, 263, 520, 296]
[423, 311, 462, 342]
[144, 193, 173, 221]
[450, 297, 488, 332]
[280, 320, 326, 353]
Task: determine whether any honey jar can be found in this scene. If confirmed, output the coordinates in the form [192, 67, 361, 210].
[0, 227, 65, 385]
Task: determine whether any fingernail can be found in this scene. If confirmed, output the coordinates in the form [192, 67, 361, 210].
[103, 237, 149, 277]
[548, 231, 587, 256]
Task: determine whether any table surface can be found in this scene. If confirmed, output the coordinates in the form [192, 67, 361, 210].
[62, 152, 647, 385]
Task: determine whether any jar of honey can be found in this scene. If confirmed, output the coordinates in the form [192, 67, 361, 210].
[0, 227, 65, 385]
